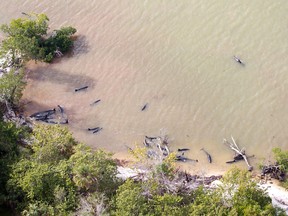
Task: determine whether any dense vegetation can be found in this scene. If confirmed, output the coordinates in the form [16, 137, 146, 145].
[0, 13, 287, 215]
[0, 123, 120, 215]
[0, 121, 285, 215]
[272, 148, 288, 189]
[111, 167, 280, 216]
[0, 68, 26, 108]
[0, 13, 76, 63]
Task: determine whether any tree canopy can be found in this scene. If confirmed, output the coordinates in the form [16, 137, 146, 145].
[0, 13, 76, 63]
[111, 166, 283, 216]
[0, 68, 26, 108]
[6, 124, 119, 215]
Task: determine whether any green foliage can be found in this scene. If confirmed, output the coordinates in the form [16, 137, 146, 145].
[273, 147, 288, 172]
[112, 156, 279, 215]
[272, 148, 288, 190]
[46, 27, 77, 53]
[0, 13, 49, 62]
[113, 179, 192, 216]
[112, 166, 281, 216]
[231, 185, 275, 215]
[11, 161, 66, 202]
[31, 124, 77, 163]
[0, 68, 26, 107]
[113, 177, 191, 215]
[0, 13, 76, 63]
[219, 167, 277, 216]
[7, 125, 79, 214]
[0, 120, 23, 204]
[22, 201, 55, 216]
[188, 187, 229, 216]
[75, 192, 110, 216]
[6, 124, 121, 214]
[0, 14, 49, 38]
[69, 144, 120, 196]
[151, 193, 189, 216]
[154, 152, 177, 178]
[112, 179, 149, 216]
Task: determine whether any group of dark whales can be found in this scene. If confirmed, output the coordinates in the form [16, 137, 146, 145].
[176, 148, 212, 163]
[29, 86, 102, 134]
[29, 84, 148, 135]
[141, 135, 213, 163]
[30, 105, 68, 124]
[30, 56, 245, 161]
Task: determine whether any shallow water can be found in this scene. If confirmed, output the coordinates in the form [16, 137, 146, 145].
[1, 1, 288, 172]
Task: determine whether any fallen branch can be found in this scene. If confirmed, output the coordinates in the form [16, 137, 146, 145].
[224, 136, 253, 171]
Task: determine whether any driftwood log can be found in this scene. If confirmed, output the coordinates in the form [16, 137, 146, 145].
[224, 136, 253, 171]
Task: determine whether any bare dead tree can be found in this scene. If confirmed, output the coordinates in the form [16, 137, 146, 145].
[223, 136, 253, 171]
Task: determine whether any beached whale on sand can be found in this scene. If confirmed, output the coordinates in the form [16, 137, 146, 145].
[30, 108, 56, 119]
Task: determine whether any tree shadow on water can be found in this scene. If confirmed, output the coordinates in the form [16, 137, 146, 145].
[27, 66, 97, 90]
[26, 34, 94, 89]
[52, 34, 90, 61]
[21, 100, 56, 116]
[71, 35, 90, 57]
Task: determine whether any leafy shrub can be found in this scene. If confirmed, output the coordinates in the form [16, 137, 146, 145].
[0, 68, 26, 107]
[0, 13, 76, 63]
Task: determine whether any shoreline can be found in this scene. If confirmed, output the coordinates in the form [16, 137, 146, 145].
[112, 149, 250, 177]
[114, 154, 288, 214]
